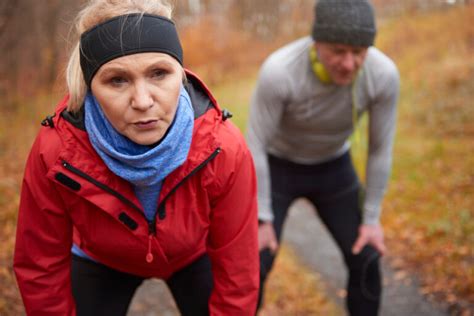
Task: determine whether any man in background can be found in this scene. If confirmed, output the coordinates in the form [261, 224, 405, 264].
[247, 0, 399, 315]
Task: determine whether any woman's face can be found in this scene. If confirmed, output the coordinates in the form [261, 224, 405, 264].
[315, 42, 368, 86]
[91, 52, 183, 145]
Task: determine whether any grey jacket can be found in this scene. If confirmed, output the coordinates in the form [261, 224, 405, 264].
[247, 36, 400, 225]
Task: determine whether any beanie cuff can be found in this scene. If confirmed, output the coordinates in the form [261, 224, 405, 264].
[312, 25, 375, 47]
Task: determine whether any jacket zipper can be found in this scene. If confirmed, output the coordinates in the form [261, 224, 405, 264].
[145, 147, 221, 263]
[155, 147, 221, 221]
[61, 147, 221, 263]
[62, 161, 143, 214]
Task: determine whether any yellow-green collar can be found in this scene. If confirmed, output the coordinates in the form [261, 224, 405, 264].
[309, 46, 332, 84]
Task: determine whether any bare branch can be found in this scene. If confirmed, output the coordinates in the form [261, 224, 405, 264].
[0, 0, 19, 39]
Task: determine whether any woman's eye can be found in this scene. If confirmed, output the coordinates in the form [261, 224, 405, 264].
[152, 69, 167, 79]
[110, 76, 127, 86]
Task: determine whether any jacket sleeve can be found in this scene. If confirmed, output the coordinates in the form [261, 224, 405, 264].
[13, 134, 76, 315]
[364, 60, 400, 225]
[206, 138, 259, 315]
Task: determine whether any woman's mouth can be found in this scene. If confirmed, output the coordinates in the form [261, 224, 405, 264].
[134, 119, 158, 129]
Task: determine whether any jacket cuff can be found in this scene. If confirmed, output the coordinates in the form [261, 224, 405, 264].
[258, 210, 274, 222]
[362, 204, 381, 225]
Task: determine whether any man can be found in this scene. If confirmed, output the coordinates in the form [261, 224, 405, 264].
[247, 0, 399, 315]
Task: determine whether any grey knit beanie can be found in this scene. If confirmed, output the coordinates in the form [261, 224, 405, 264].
[312, 0, 376, 46]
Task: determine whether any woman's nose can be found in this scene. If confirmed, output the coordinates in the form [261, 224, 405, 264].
[130, 82, 154, 110]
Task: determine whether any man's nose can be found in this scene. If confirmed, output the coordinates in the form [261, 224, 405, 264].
[340, 53, 357, 71]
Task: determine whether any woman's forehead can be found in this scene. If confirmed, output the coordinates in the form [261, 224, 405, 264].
[98, 52, 180, 72]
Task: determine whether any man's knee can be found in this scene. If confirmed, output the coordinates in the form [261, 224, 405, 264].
[347, 246, 382, 300]
[259, 248, 277, 282]
[257, 248, 278, 311]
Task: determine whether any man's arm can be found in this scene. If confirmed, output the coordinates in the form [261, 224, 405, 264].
[246, 57, 289, 223]
[246, 58, 289, 252]
[364, 61, 400, 225]
[353, 58, 400, 255]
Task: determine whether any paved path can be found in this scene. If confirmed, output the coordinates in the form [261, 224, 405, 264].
[283, 199, 449, 316]
[128, 279, 179, 316]
[128, 199, 450, 316]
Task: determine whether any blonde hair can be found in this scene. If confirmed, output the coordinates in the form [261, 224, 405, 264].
[66, 0, 174, 112]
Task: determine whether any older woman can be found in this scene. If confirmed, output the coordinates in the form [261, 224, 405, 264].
[13, 1, 259, 315]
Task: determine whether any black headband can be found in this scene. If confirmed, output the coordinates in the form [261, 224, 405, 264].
[80, 13, 183, 87]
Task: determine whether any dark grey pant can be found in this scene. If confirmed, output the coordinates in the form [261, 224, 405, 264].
[72, 254, 212, 316]
[258, 152, 381, 316]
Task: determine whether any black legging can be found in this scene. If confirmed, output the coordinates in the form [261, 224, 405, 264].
[258, 152, 381, 316]
[71, 254, 212, 316]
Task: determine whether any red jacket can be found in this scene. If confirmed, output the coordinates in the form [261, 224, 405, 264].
[13, 71, 259, 315]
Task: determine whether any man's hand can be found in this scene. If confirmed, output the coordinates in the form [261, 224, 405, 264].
[352, 224, 386, 256]
[258, 221, 278, 253]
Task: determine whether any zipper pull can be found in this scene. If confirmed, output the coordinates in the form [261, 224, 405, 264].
[146, 234, 154, 263]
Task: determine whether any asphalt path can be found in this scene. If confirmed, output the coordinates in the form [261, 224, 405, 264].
[128, 279, 178, 316]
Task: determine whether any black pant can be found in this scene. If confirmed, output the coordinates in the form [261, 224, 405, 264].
[258, 152, 381, 316]
[71, 254, 212, 316]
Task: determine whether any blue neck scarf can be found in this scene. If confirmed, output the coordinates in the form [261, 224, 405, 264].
[84, 86, 194, 219]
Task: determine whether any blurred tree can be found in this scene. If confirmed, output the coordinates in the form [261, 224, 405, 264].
[229, 0, 280, 40]
[38, 0, 67, 87]
[187, 0, 202, 14]
[228, 0, 314, 41]
[0, 0, 83, 104]
[0, 0, 18, 38]
[0, 0, 20, 99]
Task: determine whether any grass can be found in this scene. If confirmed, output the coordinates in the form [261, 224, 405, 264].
[209, 71, 257, 132]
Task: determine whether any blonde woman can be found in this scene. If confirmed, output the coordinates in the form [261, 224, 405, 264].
[14, 1, 259, 315]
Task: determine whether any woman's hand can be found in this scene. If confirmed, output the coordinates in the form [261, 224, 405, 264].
[258, 221, 279, 253]
[352, 224, 386, 256]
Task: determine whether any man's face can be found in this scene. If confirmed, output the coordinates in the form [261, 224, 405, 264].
[314, 42, 368, 86]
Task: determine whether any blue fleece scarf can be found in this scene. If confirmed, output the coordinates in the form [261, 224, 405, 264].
[84, 86, 194, 220]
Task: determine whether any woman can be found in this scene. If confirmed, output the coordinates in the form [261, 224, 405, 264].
[13, 0, 259, 315]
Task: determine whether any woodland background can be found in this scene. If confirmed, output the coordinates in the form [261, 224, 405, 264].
[0, 0, 473, 315]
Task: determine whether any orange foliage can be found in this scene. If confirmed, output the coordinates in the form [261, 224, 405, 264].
[258, 245, 340, 316]
[179, 14, 296, 85]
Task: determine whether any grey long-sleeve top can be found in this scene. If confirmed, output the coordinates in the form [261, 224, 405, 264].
[246, 36, 400, 225]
